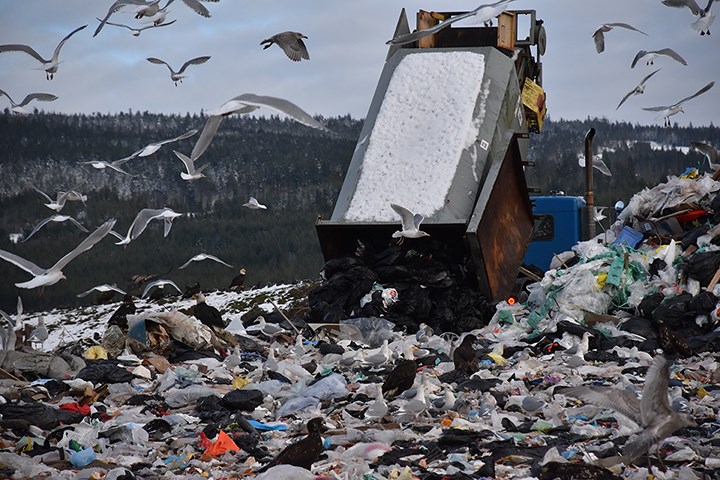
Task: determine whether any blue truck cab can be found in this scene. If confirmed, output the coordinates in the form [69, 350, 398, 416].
[523, 196, 586, 271]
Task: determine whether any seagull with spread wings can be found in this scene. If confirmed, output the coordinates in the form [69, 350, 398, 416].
[616, 69, 661, 110]
[178, 253, 233, 270]
[0, 89, 57, 115]
[0, 219, 116, 289]
[631, 48, 687, 67]
[146, 56, 211, 86]
[642, 81, 714, 126]
[387, 0, 517, 46]
[261, 32, 310, 61]
[22, 214, 89, 243]
[98, 17, 176, 36]
[593, 23, 647, 54]
[0, 25, 87, 80]
[391, 203, 430, 244]
[110, 207, 182, 245]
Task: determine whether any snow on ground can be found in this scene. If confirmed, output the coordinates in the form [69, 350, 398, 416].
[22, 283, 311, 352]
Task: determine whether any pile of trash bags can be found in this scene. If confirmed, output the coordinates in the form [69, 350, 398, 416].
[1, 170, 720, 479]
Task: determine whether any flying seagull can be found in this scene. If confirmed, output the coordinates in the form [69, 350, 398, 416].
[0, 89, 57, 115]
[79, 154, 135, 175]
[690, 141, 720, 169]
[260, 31, 310, 61]
[146, 56, 211, 86]
[631, 48, 687, 67]
[98, 18, 177, 36]
[28, 180, 87, 212]
[662, 0, 704, 14]
[178, 253, 233, 270]
[172, 150, 209, 180]
[561, 356, 697, 467]
[0, 25, 87, 80]
[94, 0, 155, 36]
[242, 197, 267, 210]
[592, 23, 647, 54]
[692, 0, 716, 34]
[22, 214, 89, 243]
[642, 80, 714, 126]
[578, 153, 612, 176]
[390, 203, 430, 243]
[141, 278, 182, 299]
[616, 68, 661, 110]
[110, 207, 182, 245]
[137, 128, 197, 157]
[77, 283, 127, 298]
[0, 219, 116, 289]
[387, 0, 517, 46]
[190, 93, 328, 161]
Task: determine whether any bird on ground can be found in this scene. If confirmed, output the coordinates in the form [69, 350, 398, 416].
[182, 281, 200, 299]
[390, 203, 430, 244]
[108, 293, 136, 330]
[631, 48, 687, 68]
[28, 180, 86, 212]
[365, 385, 389, 420]
[27, 317, 49, 349]
[255, 316, 285, 337]
[94, 0, 155, 36]
[592, 23, 647, 54]
[0, 89, 57, 115]
[642, 81, 714, 126]
[178, 253, 233, 270]
[172, 150, 209, 181]
[229, 268, 246, 291]
[100, 18, 177, 36]
[0, 219, 116, 289]
[190, 93, 328, 161]
[557, 331, 592, 370]
[109, 207, 182, 245]
[260, 31, 310, 62]
[146, 56, 211, 86]
[136, 128, 197, 157]
[141, 279, 181, 299]
[400, 371, 430, 416]
[191, 293, 225, 330]
[362, 339, 392, 367]
[561, 355, 697, 467]
[256, 418, 326, 473]
[0, 25, 87, 80]
[386, 0, 517, 46]
[453, 333, 479, 375]
[22, 214, 89, 242]
[616, 68, 661, 110]
[415, 322, 435, 344]
[382, 358, 418, 399]
[690, 141, 720, 169]
[76, 283, 127, 299]
[242, 197, 267, 210]
[691, 0, 715, 34]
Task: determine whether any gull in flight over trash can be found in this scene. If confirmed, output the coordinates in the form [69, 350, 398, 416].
[28, 180, 87, 212]
[77, 283, 127, 298]
[642, 81, 714, 126]
[592, 23, 647, 54]
[146, 56, 211, 86]
[631, 48, 687, 67]
[0, 89, 57, 115]
[98, 17, 177, 36]
[616, 68, 661, 110]
[109, 207, 182, 245]
[172, 150, 209, 181]
[141, 278, 182, 299]
[178, 253, 233, 270]
[387, 0, 517, 45]
[136, 128, 197, 157]
[260, 32, 310, 61]
[22, 214, 89, 242]
[391, 203, 430, 244]
[79, 150, 139, 175]
[242, 197, 267, 210]
[0, 25, 87, 80]
[690, 141, 720, 170]
[190, 93, 329, 161]
[94, 0, 158, 36]
[0, 219, 116, 289]
[562, 355, 697, 469]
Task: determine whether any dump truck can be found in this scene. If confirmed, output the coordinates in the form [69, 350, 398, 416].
[316, 7, 548, 302]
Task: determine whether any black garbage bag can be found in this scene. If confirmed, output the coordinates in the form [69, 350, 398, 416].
[688, 291, 718, 313]
[75, 360, 134, 384]
[683, 251, 720, 287]
[638, 292, 664, 319]
[307, 264, 379, 323]
[619, 316, 658, 340]
[652, 292, 693, 329]
[0, 402, 84, 430]
[682, 225, 711, 250]
[221, 389, 264, 411]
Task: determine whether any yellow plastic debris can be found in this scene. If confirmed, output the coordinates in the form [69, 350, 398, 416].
[232, 375, 250, 389]
[84, 345, 108, 360]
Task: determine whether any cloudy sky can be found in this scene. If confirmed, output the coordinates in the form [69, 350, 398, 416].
[0, 0, 718, 126]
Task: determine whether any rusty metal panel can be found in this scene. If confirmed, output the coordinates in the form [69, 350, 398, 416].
[466, 134, 534, 301]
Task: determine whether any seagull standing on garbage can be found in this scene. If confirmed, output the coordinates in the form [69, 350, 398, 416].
[365, 385, 389, 420]
[362, 339, 392, 367]
[27, 317, 48, 349]
[561, 355, 697, 469]
[390, 203, 430, 244]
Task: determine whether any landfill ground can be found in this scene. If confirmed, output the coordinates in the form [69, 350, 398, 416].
[2, 171, 720, 479]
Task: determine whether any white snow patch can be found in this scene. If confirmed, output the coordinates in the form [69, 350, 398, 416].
[344, 51, 487, 222]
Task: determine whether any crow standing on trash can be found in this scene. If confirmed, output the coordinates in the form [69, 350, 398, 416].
[256, 417, 326, 472]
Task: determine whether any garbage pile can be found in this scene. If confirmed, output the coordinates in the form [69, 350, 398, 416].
[1, 171, 720, 479]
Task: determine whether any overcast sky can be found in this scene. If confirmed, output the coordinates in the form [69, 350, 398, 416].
[0, 0, 718, 127]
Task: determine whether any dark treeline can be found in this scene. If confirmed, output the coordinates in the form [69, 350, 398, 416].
[0, 110, 718, 311]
